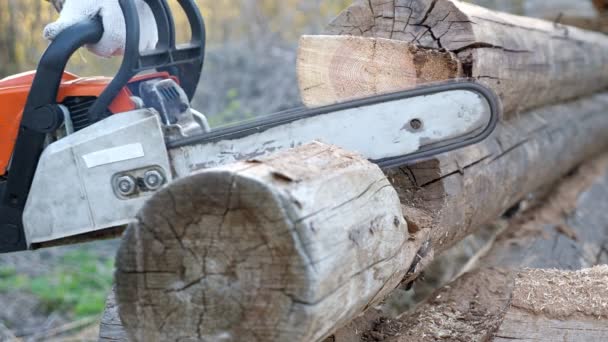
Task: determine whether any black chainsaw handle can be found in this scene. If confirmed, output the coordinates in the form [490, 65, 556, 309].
[25, 19, 103, 115]
[87, 0, 206, 123]
[0, 18, 103, 253]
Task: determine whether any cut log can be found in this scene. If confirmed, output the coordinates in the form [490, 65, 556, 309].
[297, 36, 461, 107]
[113, 142, 430, 342]
[105, 91, 608, 341]
[299, 0, 608, 114]
[336, 152, 608, 341]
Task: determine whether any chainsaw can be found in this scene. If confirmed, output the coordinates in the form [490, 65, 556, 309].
[0, 0, 500, 253]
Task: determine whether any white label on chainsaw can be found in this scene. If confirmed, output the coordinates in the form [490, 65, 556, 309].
[82, 143, 145, 168]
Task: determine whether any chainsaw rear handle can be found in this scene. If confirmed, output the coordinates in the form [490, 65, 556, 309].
[0, 19, 103, 253]
[87, 0, 206, 123]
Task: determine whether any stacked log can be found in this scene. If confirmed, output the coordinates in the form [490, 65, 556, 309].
[105, 1, 608, 341]
[338, 153, 608, 341]
[301, 0, 608, 114]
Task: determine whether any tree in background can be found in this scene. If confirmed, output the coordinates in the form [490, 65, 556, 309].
[0, 0, 54, 75]
[8, 0, 592, 125]
[0, 0, 350, 124]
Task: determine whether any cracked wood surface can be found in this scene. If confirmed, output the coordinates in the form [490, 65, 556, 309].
[111, 142, 431, 341]
[348, 152, 608, 342]
[299, 0, 608, 115]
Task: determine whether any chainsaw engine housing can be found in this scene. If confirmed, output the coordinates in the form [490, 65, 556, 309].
[0, 71, 179, 174]
[0, 71, 208, 175]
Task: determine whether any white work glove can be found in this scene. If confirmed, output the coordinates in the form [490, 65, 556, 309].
[43, 0, 158, 57]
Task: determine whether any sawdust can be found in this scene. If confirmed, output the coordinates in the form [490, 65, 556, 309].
[512, 266, 608, 319]
[328, 309, 384, 342]
[359, 268, 515, 342]
[359, 266, 608, 341]
[401, 206, 433, 234]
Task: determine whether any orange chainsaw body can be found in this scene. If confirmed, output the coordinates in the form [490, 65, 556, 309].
[0, 71, 172, 175]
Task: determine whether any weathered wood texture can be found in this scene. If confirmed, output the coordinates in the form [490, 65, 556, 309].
[342, 153, 608, 341]
[299, 0, 608, 114]
[112, 142, 432, 342]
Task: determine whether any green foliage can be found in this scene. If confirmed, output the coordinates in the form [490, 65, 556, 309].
[0, 266, 28, 291]
[0, 250, 114, 318]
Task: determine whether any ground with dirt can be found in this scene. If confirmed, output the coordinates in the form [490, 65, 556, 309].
[0, 240, 118, 341]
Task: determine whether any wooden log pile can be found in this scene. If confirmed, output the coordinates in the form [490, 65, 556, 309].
[300, 0, 608, 114]
[101, 0, 608, 341]
[338, 153, 608, 341]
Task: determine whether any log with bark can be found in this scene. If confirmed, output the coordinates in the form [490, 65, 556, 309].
[343, 153, 608, 341]
[299, 0, 608, 115]
[102, 1, 608, 340]
[106, 89, 608, 341]
[299, 0, 608, 256]
[112, 143, 429, 341]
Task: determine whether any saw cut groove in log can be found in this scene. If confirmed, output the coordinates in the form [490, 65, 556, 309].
[346, 153, 608, 342]
[299, 0, 608, 114]
[114, 143, 432, 342]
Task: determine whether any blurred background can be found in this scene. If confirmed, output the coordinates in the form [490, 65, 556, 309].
[0, 0, 597, 125]
[0, 0, 600, 340]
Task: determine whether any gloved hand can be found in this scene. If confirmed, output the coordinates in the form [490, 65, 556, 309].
[43, 0, 158, 57]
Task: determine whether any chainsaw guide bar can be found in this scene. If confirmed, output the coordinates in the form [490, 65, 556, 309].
[168, 81, 500, 171]
[0, 0, 501, 253]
